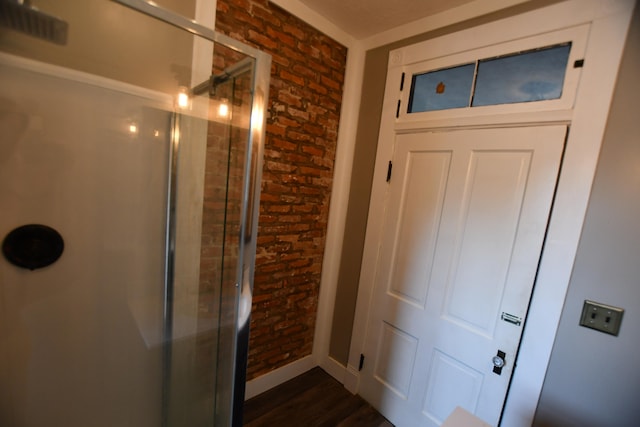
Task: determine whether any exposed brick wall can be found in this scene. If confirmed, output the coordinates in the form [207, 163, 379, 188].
[215, 0, 348, 379]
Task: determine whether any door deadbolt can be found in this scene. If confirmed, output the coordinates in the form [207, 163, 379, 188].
[492, 350, 506, 375]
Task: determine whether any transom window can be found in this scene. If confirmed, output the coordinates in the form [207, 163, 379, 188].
[407, 43, 572, 113]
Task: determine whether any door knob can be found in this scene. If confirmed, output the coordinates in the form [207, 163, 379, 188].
[492, 350, 506, 375]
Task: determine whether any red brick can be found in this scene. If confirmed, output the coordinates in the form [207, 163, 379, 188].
[287, 108, 310, 121]
[279, 70, 305, 86]
[301, 144, 324, 157]
[282, 22, 307, 40]
[279, 45, 307, 64]
[265, 160, 296, 173]
[308, 81, 328, 96]
[320, 74, 342, 91]
[266, 123, 286, 137]
[296, 43, 321, 59]
[276, 91, 302, 108]
[292, 63, 319, 81]
[271, 53, 291, 67]
[233, 9, 265, 31]
[252, 4, 282, 28]
[267, 26, 295, 47]
[275, 116, 301, 128]
[247, 29, 278, 50]
[270, 137, 297, 151]
[302, 123, 325, 137]
[286, 130, 313, 142]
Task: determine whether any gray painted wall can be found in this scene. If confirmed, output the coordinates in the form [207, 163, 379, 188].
[533, 5, 640, 426]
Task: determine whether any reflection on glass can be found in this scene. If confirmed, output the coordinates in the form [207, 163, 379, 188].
[472, 44, 571, 107]
[408, 63, 475, 113]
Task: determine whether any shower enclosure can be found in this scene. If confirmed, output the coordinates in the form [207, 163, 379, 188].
[0, 1, 270, 426]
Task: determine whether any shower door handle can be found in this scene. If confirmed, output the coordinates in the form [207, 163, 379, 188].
[237, 266, 252, 329]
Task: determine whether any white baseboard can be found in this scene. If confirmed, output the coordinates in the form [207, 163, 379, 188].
[319, 355, 348, 384]
[343, 364, 359, 394]
[244, 355, 316, 400]
[317, 354, 360, 395]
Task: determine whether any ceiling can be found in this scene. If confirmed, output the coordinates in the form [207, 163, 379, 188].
[295, 0, 478, 39]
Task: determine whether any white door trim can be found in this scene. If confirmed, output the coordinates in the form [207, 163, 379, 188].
[347, 1, 635, 425]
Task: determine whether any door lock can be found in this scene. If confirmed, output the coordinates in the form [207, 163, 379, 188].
[492, 350, 506, 375]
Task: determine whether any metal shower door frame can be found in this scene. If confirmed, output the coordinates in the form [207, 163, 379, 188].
[112, 1, 271, 426]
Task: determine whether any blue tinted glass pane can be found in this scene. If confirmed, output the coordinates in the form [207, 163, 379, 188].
[472, 44, 571, 107]
[408, 63, 475, 113]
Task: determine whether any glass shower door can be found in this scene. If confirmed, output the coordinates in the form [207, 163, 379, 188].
[166, 43, 262, 427]
[0, 1, 270, 426]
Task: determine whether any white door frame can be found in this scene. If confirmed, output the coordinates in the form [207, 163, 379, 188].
[346, 1, 636, 425]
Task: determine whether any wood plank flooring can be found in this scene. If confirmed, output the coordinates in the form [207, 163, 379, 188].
[243, 367, 394, 427]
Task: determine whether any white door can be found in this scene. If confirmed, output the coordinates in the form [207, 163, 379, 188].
[358, 125, 566, 426]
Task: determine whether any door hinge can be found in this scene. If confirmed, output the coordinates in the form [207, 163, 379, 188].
[386, 161, 393, 182]
[359, 354, 365, 371]
[400, 72, 405, 91]
[396, 100, 401, 118]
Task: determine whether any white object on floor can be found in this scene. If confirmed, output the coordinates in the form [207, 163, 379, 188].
[442, 407, 493, 427]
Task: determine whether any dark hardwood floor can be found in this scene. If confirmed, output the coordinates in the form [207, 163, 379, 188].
[243, 367, 394, 427]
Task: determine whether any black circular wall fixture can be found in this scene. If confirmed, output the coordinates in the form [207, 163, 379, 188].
[2, 224, 64, 270]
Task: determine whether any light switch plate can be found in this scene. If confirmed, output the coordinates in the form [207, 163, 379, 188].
[579, 300, 624, 336]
